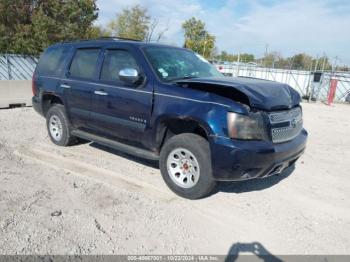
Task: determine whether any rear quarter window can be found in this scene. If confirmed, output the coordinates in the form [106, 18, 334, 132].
[69, 49, 100, 79]
[36, 46, 70, 77]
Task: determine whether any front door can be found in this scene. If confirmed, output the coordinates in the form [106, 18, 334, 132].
[90, 47, 153, 144]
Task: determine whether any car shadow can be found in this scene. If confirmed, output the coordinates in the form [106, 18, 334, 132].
[213, 164, 295, 195]
[89, 142, 159, 169]
[225, 242, 283, 262]
[88, 141, 294, 195]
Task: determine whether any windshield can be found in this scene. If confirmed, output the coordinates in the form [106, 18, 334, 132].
[143, 46, 223, 82]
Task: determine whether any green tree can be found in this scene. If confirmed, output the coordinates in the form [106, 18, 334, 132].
[240, 53, 255, 63]
[257, 52, 333, 70]
[0, 0, 98, 55]
[107, 5, 150, 41]
[313, 56, 332, 71]
[218, 51, 229, 61]
[262, 52, 284, 68]
[214, 51, 255, 63]
[106, 5, 168, 42]
[182, 17, 215, 58]
[88, 25, 111, 39]
[217, 51, 237, 62]
[290, 53, 313, 70]
[0, 0, 33, 53]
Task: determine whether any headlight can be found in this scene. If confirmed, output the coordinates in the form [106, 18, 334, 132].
[227, 112, 267, 140]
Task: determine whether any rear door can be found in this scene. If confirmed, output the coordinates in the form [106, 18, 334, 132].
[89, 46, 153, 143]
[62, 48, 101, 129]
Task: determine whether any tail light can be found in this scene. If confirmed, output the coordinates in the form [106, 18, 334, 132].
[32, 74, 37, 96]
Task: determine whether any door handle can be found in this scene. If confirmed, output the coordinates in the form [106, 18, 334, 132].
[60, 84, 71, 89]
[94, 90, 108, 96]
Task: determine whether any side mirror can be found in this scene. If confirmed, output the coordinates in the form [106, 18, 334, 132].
[119, 68, 140, 84]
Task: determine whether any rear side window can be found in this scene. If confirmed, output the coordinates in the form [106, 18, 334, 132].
[69, 49, 100, 79]
[100, 50, 139, 82]
[36, 46, 69, 76]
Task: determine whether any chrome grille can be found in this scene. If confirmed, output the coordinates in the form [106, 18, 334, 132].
[268, 107, 303, 143]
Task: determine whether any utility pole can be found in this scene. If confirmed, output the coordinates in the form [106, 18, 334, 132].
[237, 53, 241, 76]
[321, 53, 326, 72]
[202, 31, 207, 57]
[314, 55, 319, 72]
[332, 56, 339, 73]
[264, 44, 269, 67]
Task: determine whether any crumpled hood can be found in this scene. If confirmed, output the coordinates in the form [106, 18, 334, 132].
[177, 77, 301, 111]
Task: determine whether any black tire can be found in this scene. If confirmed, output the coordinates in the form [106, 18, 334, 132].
[46, 104, 77, 146]
[159, 133, 216, 199]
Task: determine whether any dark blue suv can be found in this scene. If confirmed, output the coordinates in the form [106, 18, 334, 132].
[32, 38, 307, 199]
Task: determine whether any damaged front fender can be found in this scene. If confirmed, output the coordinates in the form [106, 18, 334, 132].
[176, 77, 301, 111]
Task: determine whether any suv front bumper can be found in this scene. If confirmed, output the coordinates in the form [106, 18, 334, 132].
[209, 129, 308, 181]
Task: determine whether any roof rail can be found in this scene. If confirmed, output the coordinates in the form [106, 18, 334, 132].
[97, 36, 142, 42]
[59, 37, 142, 44]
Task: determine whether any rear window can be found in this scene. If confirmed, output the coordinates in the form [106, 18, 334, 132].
[69, 49, 100, 79]
[36, 46, 70, 76]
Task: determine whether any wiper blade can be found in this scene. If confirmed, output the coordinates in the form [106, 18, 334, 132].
[168, 75, 200, 82]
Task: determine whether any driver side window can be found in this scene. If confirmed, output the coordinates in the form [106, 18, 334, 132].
[100, 50, 139, 82]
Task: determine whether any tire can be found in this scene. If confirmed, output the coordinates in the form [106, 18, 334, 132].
[159, 133, 216, 199]
[46, 104, 77, 146]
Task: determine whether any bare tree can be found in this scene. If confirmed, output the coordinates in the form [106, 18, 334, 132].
[146, 18, 169, 42]
[155, 19, 169, 42]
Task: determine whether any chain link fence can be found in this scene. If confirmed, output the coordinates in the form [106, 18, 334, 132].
[1, 54, 349, 103]
[215, 64, 350, 103]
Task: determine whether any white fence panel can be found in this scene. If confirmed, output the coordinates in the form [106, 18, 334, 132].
[0, 54, 38, 80]
[215, 64, 350, 103]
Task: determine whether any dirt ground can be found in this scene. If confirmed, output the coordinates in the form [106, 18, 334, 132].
[0, 102, 349, 256]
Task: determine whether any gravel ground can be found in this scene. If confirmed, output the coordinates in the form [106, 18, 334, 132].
[0, 103, 350, 256]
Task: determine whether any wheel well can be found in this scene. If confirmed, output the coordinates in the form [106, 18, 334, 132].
[42, 94, 64, 116]
[158, 118, 209, 150]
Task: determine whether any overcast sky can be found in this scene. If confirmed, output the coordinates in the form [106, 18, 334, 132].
[96, 0, 350, 65]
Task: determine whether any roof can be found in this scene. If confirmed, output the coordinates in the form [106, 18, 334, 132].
[54, 38, 178, 49]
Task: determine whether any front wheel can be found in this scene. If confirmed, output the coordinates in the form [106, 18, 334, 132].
[159, 133, 216, 199]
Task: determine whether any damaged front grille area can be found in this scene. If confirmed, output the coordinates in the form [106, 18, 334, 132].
[268, 107, 303, 143]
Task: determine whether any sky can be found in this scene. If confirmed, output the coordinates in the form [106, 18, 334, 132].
[96, 0, 350, 65]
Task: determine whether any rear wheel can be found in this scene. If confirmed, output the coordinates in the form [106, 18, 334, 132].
[46, 104, 77, 146]
[159, 133, 216, 199]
